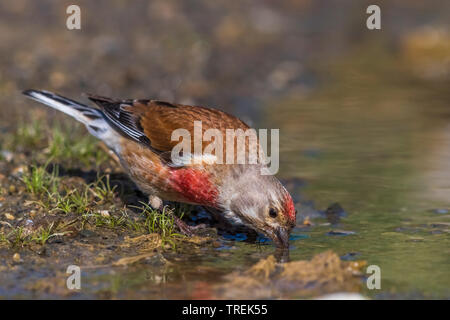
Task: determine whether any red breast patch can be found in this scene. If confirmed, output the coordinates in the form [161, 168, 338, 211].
[169, 168, 218, 206]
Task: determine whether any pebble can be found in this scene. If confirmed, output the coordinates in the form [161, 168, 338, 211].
[0, 150, 13, 162]
[302, 217, 313, 226]
[4, 213, 15, 220]
[12, 253, 21, 263]
[340, 252, 361, 261]
[100, 210, 110, 217]
[407, 237, 424, 242]
[326, 230, 356, 236]
[11, 166, 26, 177]
[324, 202, 347, 224]
[80, 229, 97, 238]
[430, 222, 450, 228]
[25, 219, 34, 226]
[431, 208, 449, 215]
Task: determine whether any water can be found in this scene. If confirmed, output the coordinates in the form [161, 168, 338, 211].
[270, 44, 450, 298]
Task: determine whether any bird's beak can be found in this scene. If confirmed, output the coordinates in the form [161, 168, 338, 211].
[273, 227, 290, 249]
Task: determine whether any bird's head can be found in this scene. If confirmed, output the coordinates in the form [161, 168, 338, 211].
[220, 171, 297, 249]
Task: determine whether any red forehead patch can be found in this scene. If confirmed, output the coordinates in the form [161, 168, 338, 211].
[284, 193, 296, 222]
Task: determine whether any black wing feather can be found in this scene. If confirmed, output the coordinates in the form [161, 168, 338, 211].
[86, 95, 152, 148]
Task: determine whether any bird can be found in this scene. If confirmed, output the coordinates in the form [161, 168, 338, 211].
[22, 89, 297, 248]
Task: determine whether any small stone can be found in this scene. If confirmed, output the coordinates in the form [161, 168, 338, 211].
[5, 213, 15, 220]
[431, 208, 449, 214]
[80, 229, 97, 238]
[324, 202, 347, 224]
[430, 222, 450, 228]
[407, 237, 424, 242]
[100, 210, 110, 217]
[24, 200, 34, 207]
[25, 219, 34, 226]
[12, 166, 26, 177]
[341, 252, 361, 261]
[1, 150, 13, 162]
[302, 217, 313, 226]
[326, 230, 356, 236]
[12, 253, 21, 263]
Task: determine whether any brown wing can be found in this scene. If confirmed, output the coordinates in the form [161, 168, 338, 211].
[139, 101, 251, 153]
[87, 94, 251, 155]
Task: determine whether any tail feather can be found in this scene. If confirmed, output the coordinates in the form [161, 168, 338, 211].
[22, 89, 103, 124]
[22, 90, 120, 151]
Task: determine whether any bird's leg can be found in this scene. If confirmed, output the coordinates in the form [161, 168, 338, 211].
[172, 214, 195, 237]
[147, 195, 205, 236]
[171, 212, 209, 237]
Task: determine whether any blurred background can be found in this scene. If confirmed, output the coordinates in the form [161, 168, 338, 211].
[0, 0, 449, 298]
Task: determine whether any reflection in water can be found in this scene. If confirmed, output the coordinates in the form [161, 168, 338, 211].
[421, 123, 450, 205]
[274, 247, 290, 263]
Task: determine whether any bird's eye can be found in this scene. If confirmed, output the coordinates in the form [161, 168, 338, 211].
[269, 208, 278, 218]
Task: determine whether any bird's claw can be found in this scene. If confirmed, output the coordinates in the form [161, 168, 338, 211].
[172, 215, 207, 236]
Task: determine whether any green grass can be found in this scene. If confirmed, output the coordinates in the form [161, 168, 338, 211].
[0, 221, 70, 247]
[132, 203, 183, 247]
[31, 222, 70, 246]
[21, 163, 110, 217]
[4, 167, 186, 249]
[9, 118, 109, 167]
[4, 227, 27, 247]
[15, 163, 183, 248]
[54, 192, 77, 214]
[6, 118, 188, 250]
[92, 209, 128, 229]
[91, 174, 117, 203]
[67, 188, 91, 214]
[13, 119, 46, 148]
[47, 125, 108, 166]
[21, 162, 59, 195]
[53, 188, 91, 215]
